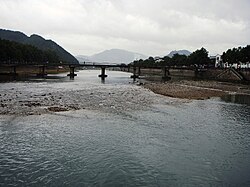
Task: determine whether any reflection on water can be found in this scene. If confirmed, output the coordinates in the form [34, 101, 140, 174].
[0, 73, 65, 82]
[0, 74, 18, 82]
[221, 94, 250, 105]
[0, 70, 250, 186]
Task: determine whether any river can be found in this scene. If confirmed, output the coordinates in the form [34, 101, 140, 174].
[0, 70, 250, 186]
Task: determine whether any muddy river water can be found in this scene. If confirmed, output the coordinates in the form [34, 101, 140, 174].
[0, 70, 250, 186]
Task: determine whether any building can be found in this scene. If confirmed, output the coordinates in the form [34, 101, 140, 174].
[215, 54, 225, 68]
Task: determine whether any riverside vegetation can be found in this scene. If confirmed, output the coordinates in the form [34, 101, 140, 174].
[131, 46, 250, 68]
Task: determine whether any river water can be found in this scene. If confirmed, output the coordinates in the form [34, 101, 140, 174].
[0, 70, 250, 186]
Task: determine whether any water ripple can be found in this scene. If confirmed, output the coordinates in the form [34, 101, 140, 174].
[1, 71, 250, 186]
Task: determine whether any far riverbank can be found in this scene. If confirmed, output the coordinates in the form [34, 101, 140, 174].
[143, 80, 250, 100]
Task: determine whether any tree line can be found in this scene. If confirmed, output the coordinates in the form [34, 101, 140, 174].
[222, 45, 250, 65]
[132, 46, 250, 67]
[0, 39, 60, 64]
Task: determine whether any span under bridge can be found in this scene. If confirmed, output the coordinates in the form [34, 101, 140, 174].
[1, 63, 248, 82]
[0, 63, 176, 81]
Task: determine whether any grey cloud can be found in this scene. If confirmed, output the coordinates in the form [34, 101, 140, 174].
[0, 0, 249, 56]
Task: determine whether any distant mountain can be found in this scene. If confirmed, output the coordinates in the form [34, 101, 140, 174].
[167, 50, 191, 57]
[0, 29, 78, 64]
[76, 55, 90, 63]
[76, 49, 148, 64]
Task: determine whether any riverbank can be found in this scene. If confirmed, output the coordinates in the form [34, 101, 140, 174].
[143, 80, 250, 100]
[0, 66, 69, 75]
[1, 70, 250, 116]
[0, 71, 172, 116]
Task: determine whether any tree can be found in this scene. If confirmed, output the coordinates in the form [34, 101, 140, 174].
[238, 45, 250, 63]
[188, 47, 210, 66]
[0, 39, 60, 64]
[222, 47, 241, 65]
[171, 54, 188, 66]
[133, 57, 156, 67]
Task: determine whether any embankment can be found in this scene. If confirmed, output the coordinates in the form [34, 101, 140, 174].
[143, 80, 250, 100]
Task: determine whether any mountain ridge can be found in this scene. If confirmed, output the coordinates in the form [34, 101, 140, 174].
[167, 50, 191, 57]
[76, 49, 148, 64]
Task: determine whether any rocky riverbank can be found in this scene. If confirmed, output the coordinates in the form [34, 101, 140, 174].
[0, 80, 178, 116]
[1, 74, 250, 116]
[143, 80, 250, 100]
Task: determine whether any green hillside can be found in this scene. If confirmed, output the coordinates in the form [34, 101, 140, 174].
[0, 38, 59, 64]
[0, 29, 78, 64]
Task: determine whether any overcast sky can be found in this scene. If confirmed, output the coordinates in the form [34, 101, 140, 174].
[1, 0, 250, 56]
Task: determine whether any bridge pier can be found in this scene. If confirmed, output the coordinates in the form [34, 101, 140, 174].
[162, 67, 171, 81]
[138, 67, 141, 76]
[9, 65, 18, 79]
[67, 65, 77, 78]
[37, 65, 47, 77]
[130, 66, 139, 79]
[9, 65, 17, 75]
[12, 66, 17, 75]
[98, 67, 108, 80]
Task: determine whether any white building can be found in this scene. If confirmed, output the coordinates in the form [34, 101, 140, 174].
[211, 54, 250, 69]
[215, 54, 225, 68]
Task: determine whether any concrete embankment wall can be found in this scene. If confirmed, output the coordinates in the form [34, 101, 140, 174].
[240, 70, 250, 80]
[200, 69, 250, 82]
[128, 68, 250, 82]
[173, 68, 250, 82]
[128, 68, 196, 77]
[169, 69, 195, 78]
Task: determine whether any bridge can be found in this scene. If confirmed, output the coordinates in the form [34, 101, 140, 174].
[0, 63, 176, 80]
[0, 63, 249, 82]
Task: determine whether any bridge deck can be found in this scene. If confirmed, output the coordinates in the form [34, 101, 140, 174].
[0, 63, 197, 70]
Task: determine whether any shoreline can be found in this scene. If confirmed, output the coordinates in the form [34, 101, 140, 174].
[1, 73, 250, 116]
[143, 80, 250, 100]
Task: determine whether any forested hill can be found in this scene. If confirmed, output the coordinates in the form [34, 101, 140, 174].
[0, 39, 60, 64]
[0, 29, 78, 64]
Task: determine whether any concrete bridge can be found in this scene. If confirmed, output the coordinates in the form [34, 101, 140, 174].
[73, 64, 173, 81]
[1, 63, 249, 83]
[0, 63, 173, 81]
